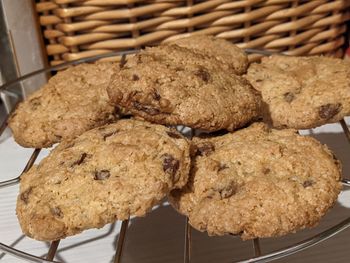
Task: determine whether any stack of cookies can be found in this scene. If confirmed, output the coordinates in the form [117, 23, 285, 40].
[9, 35, 346, 242]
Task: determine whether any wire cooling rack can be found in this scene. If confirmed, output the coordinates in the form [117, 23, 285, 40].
[0, 50, 350, 263]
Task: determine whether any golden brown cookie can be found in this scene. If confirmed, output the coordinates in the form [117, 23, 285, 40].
[8, 62, 119, 148]
[246, 55, 350, 129]
[108, 46, 261, 132]
[169, 123, 342, 240]
[17, 119, 190, 241]
[171, 35, 248, 74]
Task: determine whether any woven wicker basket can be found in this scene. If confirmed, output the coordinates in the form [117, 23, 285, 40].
[36, 0, 350, 65]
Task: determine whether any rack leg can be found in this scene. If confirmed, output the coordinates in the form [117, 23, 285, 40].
[253, 238, 262, 257]
[120, 54, 126, 68]
[340, 119, 350, 143]
[113, 219, 129, 263]
[0, 101, 18, 137]
[22, 148, 41, 173]
[46, 240, 60, 261]
[184, 217, 191, 263]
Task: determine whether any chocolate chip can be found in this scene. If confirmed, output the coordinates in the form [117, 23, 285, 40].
[263, 168, 271, 174]
[29, 98, 41, 110]
[102, 130, 118, 141]
[133, 101, 160, 115]
[51, 207, 63, 218]
[71, 153, 88, 167]
[303, 180, 314, 188]
[196, 142, 215, 156]
[195, 68, 211, 83]
[94, 170, 111, 180]
[319, 103, 341, 119]
[166, 131, 182, 139]
[256, 79, 263, 82]
[162, 154, 180, 180]
[132, 74, 139, 81]
[153, 91, 161, 101]
[20, 188, 32, 204]
[218, 163, 228, 172]
[283, 92, 295, 103]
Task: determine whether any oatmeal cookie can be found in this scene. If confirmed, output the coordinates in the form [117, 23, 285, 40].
[246, 55, 350, 129]
[171, 35, 248, 74]
[169, 123, 342, 239]
[17, 119, 190, 241]
[108, 46, 261, 132]
[8, 62, 119, 148]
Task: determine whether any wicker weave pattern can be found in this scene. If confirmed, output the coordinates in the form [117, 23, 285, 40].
[36, 0, 350, 65]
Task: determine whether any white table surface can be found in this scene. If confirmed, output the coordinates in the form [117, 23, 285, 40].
[1, 119, 350, 263]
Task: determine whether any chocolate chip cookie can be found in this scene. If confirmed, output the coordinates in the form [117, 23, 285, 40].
[17, 119, 190, 241]
[246, 55, 350, 129]
[171, 35, 248, 75]
[8, 62, 119, 148]
[169, 123, 342, 240]
[108, 45, 261, 132]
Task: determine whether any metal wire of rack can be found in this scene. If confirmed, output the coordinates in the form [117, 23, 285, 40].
[0, 50, 350, 263]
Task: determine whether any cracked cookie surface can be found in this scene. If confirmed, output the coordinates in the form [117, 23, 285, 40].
[169, 123, 342, 239]
[108, 45, 261, 132]
[17, 119, 190, 241]
[170, 35, 248, 75]
[9, 62, 119, 148]
[246, 55, 350, 129]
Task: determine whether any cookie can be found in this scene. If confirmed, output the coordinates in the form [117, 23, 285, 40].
[129, 44, 231, 74]
[8, 62, 119, 148]
[170, 35, 248, 75]
[108, 45, 261, 132]
[16, 119, 190, 241]
[246, 55, 350, 129]
[169, 123, 342, 240]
